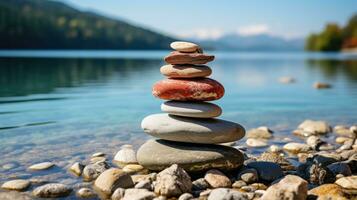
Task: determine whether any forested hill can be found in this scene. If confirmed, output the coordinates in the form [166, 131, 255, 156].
[0, 0, 176, 49]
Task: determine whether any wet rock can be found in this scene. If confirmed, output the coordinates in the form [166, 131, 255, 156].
[2, 163, 18, 170]
[192, 178, 209, 191]
[261, 175, 307, 200]
[246, 138, 268, 147]
[297, 120, 331, 135]
[114, 145, 138, 167]
[111, 188, 125, 200]
[77, 187, 96, 198]
[94, 168, 134, 196]
[314, 82, 331, 89]
[92, 152, 105, 157]
[343, 153, 357, 173]
[82, 161, 110, 181]
[283, 142, 311, 153]
[279, 76, 295, 84]
[207, 188, 248, 200]
[135, 180, 153, 191]
[154, 164, 192, 197]
[178, 193, 194, 200]
[69, 162, 84, 176]
[306, 135, 325, 149]
[33, 183, 72, 198]
[204, 169, 232, 188]
[238, 168, 258, 184]
[122, 188, 156, 200]
[246, 128, 272, 139]
[1, 179, 30, 191]
[327, 162, 352, 176]
[312, 154, 339, 167]
[297, 160, 336, 185]
[308, 184, 348, 200]
[246, 161, 283, 182]
[257, 152, 295, 170]
[28, 162, 54, 170]
[269, 145, 282, 153]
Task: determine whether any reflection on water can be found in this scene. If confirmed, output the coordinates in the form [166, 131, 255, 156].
[307, 59, 357, 82]
[0, 58, 161, 97]
[0, 52, 357, 190]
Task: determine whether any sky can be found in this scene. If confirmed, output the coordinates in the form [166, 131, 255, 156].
[60, 0, 357, 39]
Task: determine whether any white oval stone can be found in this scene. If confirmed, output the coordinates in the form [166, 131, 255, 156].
[141, 113, 245, 144]
[28, 162, 54, 170]
[161, 101, 222, 118]
[170, 41, 199, 52]
[1, 179, 30, 191]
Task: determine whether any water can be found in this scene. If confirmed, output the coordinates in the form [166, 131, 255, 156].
[0, 51, 357, 196]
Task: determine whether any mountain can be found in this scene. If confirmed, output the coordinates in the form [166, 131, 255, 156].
[0, 0, 176, 49]
[194, 33, 304, 51]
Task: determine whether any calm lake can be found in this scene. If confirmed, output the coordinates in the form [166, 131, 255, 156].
[0, 50, 357, 189]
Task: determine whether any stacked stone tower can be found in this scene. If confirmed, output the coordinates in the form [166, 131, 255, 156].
[137, 41, 246, 173]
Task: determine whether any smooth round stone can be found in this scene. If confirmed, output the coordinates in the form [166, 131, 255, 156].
[165, 51, 214, 65]
[152, 78, 224, 101]
[161, 101, 222, 118]
[160, 64, 212, 78]
[28, 162, 54, 170]
[137, 139, 244, 172]
[141, 113, 245, 144]
[1, 179, 30, 191]
[170, 41, 199, 53]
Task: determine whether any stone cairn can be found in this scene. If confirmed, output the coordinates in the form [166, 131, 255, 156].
[137, 41, 246, 173]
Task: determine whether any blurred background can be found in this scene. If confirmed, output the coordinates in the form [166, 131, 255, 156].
[0, 0, 357, 183]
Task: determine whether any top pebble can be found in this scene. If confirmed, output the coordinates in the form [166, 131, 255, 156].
[170, 41, 200, 53]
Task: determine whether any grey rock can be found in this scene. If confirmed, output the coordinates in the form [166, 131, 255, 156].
[135, 180, 153, 191]
[76, 187, 96, 198]
[192, 178, 209, 191]
[137, 139, 244, 172]
[122, 188, 156, 200]
[28, 162, 54, 170]
[94, 168, 134, 196]
[257, 152, 295, 171]
[297, 161, 336, 185]
[178, 193, 194, 200]
[327, 162, 352, 176]
[69, 162, 84, 176]
[238, 168, 258, 184]
[232, 180, 247, 188]
[154, 164, 192, 197]
[261, 175, 307, 200]
[33, 183, 72, 198]
[247, 161, 283, 182]
[82, 161, 110, 181]
[141, 114, 245, 144]
[1, 179, 30, 191]
[0, 191, 32, 200]
[208, 188, 248, 200]
[204, 169, 231, 188]
[111, 188, 125, 200]
[114, 145, 138, 166]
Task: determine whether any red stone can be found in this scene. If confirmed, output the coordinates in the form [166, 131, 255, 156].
[164, 51, 215, 65]
[152, 78, 225, 101]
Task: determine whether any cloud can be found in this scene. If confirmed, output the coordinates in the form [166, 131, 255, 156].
[176, 28, 225, 40]
[236, 24, 271, 36]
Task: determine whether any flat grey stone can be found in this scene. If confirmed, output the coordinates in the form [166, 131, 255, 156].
[137, 139, 244, 172]
[141, 114, 245, 144]
[161, 101, 222, 118]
